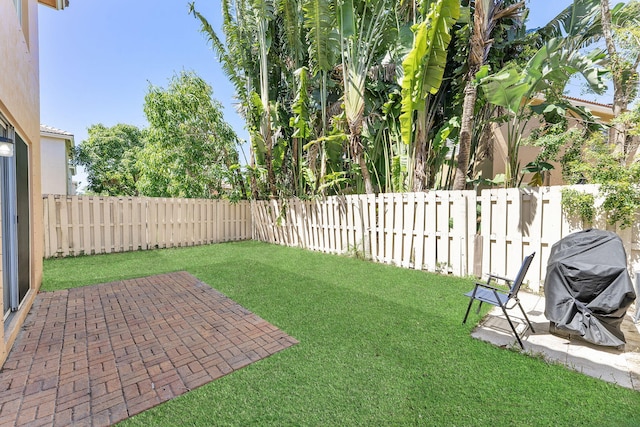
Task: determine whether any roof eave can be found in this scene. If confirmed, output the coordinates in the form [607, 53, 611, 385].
[38, 0, 69, 10]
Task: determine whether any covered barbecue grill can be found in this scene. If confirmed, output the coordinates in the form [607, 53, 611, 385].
[544, 229, 636, 347]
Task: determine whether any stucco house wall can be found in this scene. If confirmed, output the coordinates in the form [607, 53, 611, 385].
[41, 125, 75, 195]
[485, 97, 621, 187]
[0, 0, 67, 367]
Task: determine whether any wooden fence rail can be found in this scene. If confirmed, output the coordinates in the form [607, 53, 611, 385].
[42, 195, 252, 258]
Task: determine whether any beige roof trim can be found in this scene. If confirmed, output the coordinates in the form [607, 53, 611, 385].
[38, 0, 69, 10]
[564, 96, 614, 118]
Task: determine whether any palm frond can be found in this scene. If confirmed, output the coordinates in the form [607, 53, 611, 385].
[303, 0, 339, 74]
[277, 0, 306, 67]
[538, 0, 602, 49]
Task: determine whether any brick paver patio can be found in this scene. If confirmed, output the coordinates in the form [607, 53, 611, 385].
[0, 271, 298, 426]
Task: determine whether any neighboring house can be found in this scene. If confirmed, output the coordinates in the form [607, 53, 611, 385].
[40, 125, 76, 195]
[481, 97, 620, 187]
[0, 0, 68, 367]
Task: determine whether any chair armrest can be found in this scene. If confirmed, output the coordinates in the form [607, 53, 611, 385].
[486, 273, 513, 285]
[474, 281, 504, 293]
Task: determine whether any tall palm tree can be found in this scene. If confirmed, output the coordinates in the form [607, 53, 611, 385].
[599, 0, 640, 163]
[339, 0, 398, 194]
[191, 0, 262, 198]
[453, 0, 524, 191]
[541, 0, 640, 163]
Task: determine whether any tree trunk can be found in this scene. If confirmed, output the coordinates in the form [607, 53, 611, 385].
[453, 0, 486, 190]
[348, 129, 374, 194]
[262, 123, 277, 197]
[412, 109, 428, 192]
[454, 81, 478, 190]
[600, 0, 628, 159]
[292, 136, 299, 196]
[249, 150, 259, 199]
[454, 0, 524, 189]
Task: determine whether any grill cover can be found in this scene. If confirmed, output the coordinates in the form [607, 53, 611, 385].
[544, 229, 636, 347]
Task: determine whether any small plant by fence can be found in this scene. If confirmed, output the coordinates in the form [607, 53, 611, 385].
[42, 195, 252, 258]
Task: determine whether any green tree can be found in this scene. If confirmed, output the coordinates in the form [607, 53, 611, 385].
[191, 0, 625, 195]
[338, 0, 398, 194]
[302, 0, 339, 189]
[192, 0, 306, 199]
[562, 131, 640, 228]
[137, 71, 246, 199]
[541, 0, 640, 163]
[75, 123, 145, 196]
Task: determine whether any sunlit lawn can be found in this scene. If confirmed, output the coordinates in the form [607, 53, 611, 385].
[43, 241, 640, 426]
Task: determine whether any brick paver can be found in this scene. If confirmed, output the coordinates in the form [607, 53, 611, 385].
[0, 272, 298, 426]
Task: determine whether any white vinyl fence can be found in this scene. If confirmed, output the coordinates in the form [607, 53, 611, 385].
[252, 192, 478, 277]
[252, 185, 640, 293]
[43, 186, 640, 293]
[42, 195, 252, 258]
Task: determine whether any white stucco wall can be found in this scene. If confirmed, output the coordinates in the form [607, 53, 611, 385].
[40, 134, 71, 195]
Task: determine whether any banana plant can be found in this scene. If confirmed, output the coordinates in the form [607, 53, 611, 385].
[248, 0, 278, 196]
[399, 0, 460, 191]
[538, 0, 603, 50]
[290, 67, 312, 195]
[302, 0, 340, 190]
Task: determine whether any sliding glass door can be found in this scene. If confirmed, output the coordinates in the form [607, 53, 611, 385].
[1, 118, 29, 321]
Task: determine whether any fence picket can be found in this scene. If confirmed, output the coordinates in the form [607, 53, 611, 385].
[424, 192, 437, 272]
[43, 195, 52, 256]
[375, 194, 384, 263]
[413, 192, 426, 271]
[58, 197, 69, 257]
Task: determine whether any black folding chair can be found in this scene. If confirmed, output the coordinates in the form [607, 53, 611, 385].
[463, 253, 536, 349]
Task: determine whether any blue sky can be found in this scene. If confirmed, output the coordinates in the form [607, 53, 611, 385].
[38, 0, 578, 189]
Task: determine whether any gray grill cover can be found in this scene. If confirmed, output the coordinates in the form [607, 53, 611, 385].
[544, 229, 636, 347]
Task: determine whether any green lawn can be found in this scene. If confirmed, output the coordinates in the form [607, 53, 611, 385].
[43, 241, 640, 426]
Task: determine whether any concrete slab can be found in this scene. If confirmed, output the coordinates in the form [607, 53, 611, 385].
[470, 291, 640, 391]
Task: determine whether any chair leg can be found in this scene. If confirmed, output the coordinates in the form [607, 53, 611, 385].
[516, 300, 535, 334]
[499, 304, 525, 349]
[475, 301, 483, 314]
[462, 298, 475, 324]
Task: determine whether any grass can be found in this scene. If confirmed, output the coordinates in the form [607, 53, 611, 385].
[43, 241, 640, 426]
